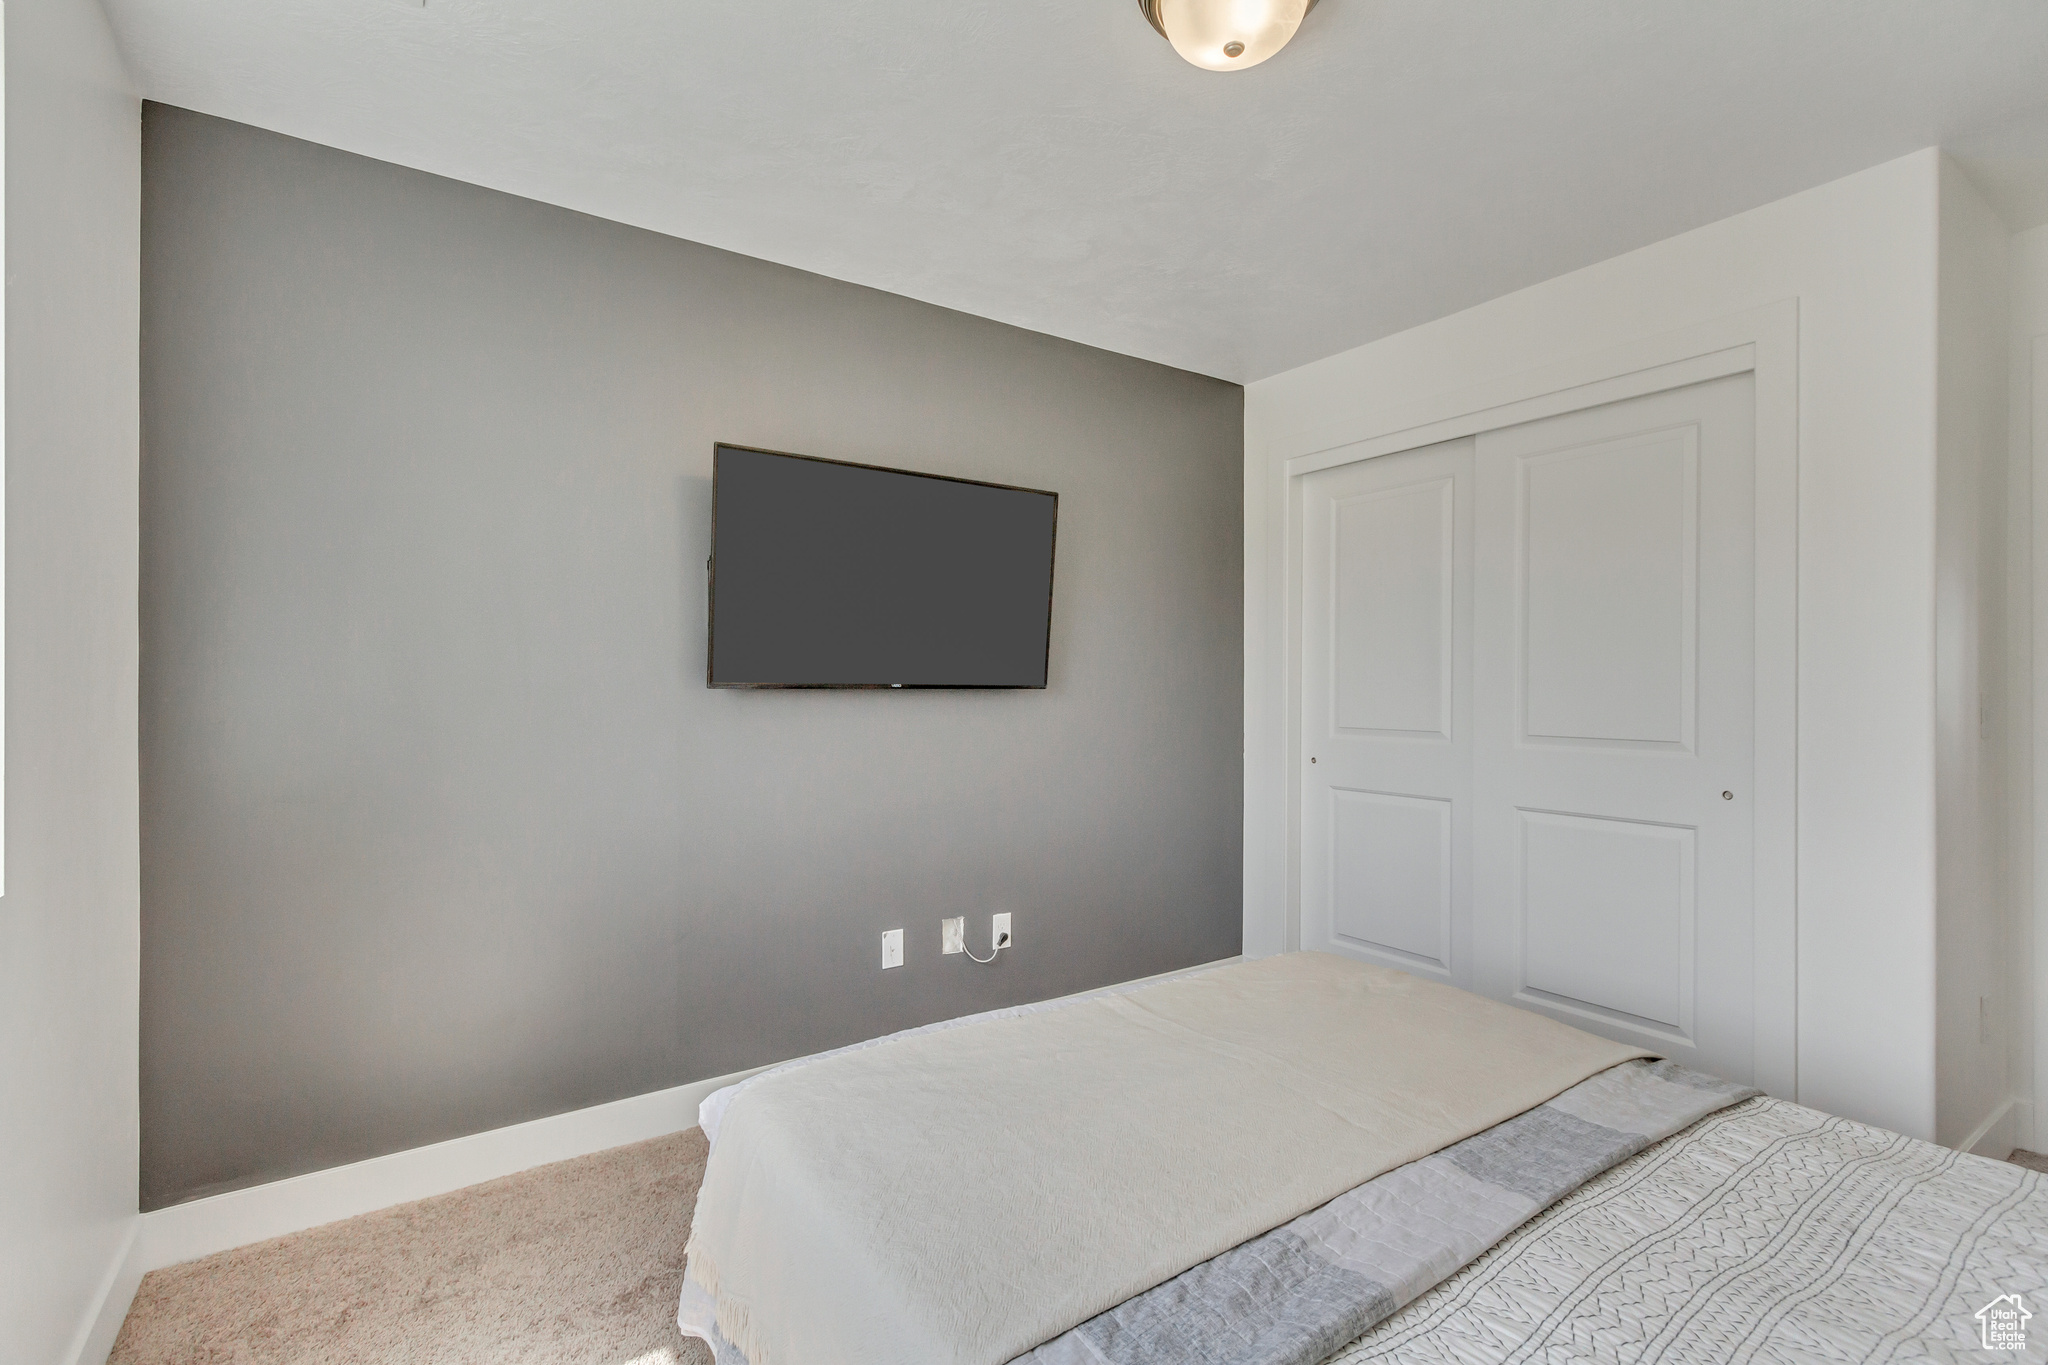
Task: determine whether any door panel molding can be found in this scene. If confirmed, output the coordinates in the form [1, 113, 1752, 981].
[1514, 806, 1697, 1043]
[1329, 787, 1454, 974]
[1331, 478, 1455, 739]
[1516, 424, 1699, 752]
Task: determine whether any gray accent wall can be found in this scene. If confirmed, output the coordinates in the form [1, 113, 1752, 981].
[140, 105, 1243, 1209]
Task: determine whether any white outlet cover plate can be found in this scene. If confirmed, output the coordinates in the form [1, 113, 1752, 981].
[992, 913, 1012, 949]
[942, 918, 964, 955]
[882, 928, 904, 970]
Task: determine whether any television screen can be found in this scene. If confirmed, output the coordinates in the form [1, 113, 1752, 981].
[708, 444, 1058, 688]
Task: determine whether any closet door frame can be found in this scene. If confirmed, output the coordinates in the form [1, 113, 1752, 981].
[1261, 299, 1799, 1100]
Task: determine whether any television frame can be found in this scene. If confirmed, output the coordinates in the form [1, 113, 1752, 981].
[706, 442, 1059, 690]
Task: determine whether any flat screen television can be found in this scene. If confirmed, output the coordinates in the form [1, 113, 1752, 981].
[708, 444, 1058, 689]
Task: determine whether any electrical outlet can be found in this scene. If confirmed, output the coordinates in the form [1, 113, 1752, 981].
[992, 913, 1012, 951]
[942, 917, 965, 955]
[882, 929, 904, 970]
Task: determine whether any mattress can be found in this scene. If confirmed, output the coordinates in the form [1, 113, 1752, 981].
[679, 960, 2048, 1364]
[680, 952, 1648, 1365]
[1324, 1095, 2048, 1364]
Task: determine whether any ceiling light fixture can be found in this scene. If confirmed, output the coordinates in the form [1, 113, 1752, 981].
[1137, 0, 1320, 72]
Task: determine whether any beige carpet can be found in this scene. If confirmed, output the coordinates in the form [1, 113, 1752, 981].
[109, 1129, 714, 1365]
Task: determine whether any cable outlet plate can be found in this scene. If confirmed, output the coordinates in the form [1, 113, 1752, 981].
[992, 913, 1012, 951]
[882, 928, 904, 970]
[942, 917, 965, 955]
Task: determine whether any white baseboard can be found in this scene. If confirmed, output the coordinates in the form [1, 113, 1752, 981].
[1961, 1094, 2021, 1159]
[146, 1069, 767, 1272]
[68, 954, 1240, 1364]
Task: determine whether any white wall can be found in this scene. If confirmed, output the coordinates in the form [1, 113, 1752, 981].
[1247, 149, 1946, 1139]
[2021, 221, 2048, 1155]
[1933, 160, 2014, 1154]
[0, 0, 141, 1360]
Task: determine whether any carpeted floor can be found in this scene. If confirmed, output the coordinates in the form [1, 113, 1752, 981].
[108, 1129, 714, 1365]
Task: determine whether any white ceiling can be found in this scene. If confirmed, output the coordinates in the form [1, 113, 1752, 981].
[101, 0, 2048, 382]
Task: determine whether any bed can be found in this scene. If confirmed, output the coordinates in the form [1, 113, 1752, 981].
[678, 954, 2048, 1365]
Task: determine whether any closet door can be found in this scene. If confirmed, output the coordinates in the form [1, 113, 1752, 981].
[1299, 437, 1474, 986]
[1470, 374, 1756, 1081]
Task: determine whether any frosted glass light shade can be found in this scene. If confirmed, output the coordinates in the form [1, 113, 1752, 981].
[1149, 0, 1316, 71]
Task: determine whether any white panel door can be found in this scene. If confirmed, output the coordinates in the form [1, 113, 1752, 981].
[1300, 438, 1474, 984]
[1471, 373, 1755, 1080]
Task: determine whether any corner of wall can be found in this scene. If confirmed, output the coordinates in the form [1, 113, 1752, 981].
[62, 1219, 144, 1365]
[2016, 221, 2048, 1153]
[1932, 154, 2017, 1149]
[2, 0, 145, 1359]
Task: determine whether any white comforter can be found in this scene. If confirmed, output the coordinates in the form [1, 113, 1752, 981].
[681, 952, 1648, 1365]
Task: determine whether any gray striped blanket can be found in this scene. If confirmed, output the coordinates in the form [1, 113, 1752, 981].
[1012, 1059, 1755, 1365]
